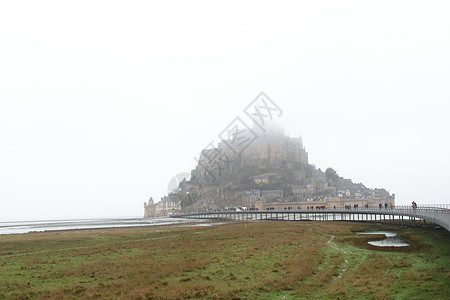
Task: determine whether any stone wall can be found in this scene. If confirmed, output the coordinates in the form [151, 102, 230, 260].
[257, 197, 395, 210]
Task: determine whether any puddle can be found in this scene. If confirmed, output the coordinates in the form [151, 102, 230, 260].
[357, 231, 410, 247]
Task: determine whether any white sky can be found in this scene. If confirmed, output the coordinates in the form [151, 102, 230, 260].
[1, 1, 449, 221]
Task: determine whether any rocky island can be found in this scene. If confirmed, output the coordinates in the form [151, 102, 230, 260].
[145, 123, 394, 217]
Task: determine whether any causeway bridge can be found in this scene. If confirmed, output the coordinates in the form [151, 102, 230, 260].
[171, 205, 450, 231]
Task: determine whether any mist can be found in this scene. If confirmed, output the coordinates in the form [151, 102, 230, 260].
[1, 0, 449, 221]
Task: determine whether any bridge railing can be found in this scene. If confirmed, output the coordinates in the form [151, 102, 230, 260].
[333, 205, 449, 212]
[393, 205, 450, 213]
[179, 204, 450, 215]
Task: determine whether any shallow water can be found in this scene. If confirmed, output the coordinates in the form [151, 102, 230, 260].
[358, 231, 410, 247]
[0, 217, 217, 235]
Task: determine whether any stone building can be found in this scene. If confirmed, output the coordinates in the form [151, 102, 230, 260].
[260, 190, 284, 202]
[195, 125, 308, 183]
[143, 197, 155, 218]
[242, 189, 260, 208]
[253, 175, 269, 184]
[144, 195, 182, 218]
[155, 195, 182, 216]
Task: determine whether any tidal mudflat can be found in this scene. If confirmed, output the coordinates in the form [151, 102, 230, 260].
[0, 221, 449, 299]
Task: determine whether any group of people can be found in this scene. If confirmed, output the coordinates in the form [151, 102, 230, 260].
[411, 201, 418, 209]
[344, 204, 360, 210]
[306, 205, 327, 210]
[378, 202, 394, 210]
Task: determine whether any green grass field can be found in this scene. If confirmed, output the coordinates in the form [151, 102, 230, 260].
[0, 221, 449, 299]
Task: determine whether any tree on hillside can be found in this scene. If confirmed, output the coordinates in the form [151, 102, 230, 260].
[325, 168, 340, 185]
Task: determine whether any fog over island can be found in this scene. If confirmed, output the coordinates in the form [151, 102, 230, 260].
[1, 1, 449, 221]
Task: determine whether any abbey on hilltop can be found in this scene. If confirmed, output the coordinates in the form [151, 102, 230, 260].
[144, 124, 394, 217]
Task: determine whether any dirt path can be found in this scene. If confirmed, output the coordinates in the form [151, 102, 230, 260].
[327, 235, 350, 278]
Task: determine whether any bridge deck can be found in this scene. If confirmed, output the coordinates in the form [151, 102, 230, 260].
[171, 206, 450, 231]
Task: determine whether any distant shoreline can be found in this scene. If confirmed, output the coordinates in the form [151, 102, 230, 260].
[0, 217, 222, 235]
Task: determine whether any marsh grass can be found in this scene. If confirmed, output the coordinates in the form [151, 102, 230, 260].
[0, 222, 449, 299]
